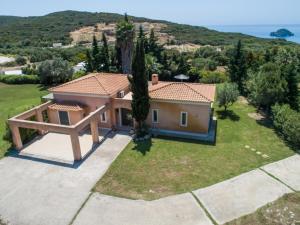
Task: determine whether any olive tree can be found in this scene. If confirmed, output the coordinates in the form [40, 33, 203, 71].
[217, 82, 239, 111]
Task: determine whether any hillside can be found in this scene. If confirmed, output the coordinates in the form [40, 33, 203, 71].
[0, 10, 295, 49]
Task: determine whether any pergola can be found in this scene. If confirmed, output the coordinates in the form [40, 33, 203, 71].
[8, 101, 108, 161]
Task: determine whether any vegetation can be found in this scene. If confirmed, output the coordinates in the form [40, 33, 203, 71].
[0, 83, 47, 158]
[0, 75, 39, 84]
[228, 40, 247, 94]
[0, 11, 294, 49]
[272, 104, 300, 149]
[226, 193, 300, 225]
[38, 58, 73, 85]
[128, 32, 150, 136]
[247, 63, 287, 111]
[95, 101, 294, 200]
[116, 14, 135, 74]
[217, 83, 239, 111]
[270, 28, 294, 38]
[200, 70, 229, 84]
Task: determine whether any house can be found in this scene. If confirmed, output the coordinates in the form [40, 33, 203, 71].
[8, 73, 216, 161]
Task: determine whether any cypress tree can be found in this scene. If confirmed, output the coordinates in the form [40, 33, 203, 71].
[92, 35, 101, 71]
[128, 35, 150, 136]
[85, 50, 94, 72]
[101, 33, 110, 72]
[228, 40, 247, 94]
[282, 64, 299, 110]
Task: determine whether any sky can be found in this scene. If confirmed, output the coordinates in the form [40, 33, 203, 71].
[0, 0, 299, 26]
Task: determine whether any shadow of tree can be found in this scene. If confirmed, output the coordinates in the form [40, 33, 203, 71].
[216, 110, 240, 121]
[132, 139, 153, 156]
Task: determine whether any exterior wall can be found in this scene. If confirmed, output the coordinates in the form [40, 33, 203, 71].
[146, 101, 211, 133]
[52, 93, 114, 128]
[47, 108, 84, 125]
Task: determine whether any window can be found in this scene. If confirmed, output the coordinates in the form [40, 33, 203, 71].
[152, 109, 159, 123]
[58, 111, 70, 125]
[101, 112, 107, 123]
[180, 112, 188, 127]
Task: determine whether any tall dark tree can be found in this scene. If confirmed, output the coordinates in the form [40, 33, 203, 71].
[148, 29, 163, 62]
[228, 40, 247, 94]
[85, 50, 93, 72]
[92, 35, 101, 71]
[128, 35, 150, 136]
[116, 14, 135, 74]
[177, 55, 190, 75]
[101, 33, 110, 72]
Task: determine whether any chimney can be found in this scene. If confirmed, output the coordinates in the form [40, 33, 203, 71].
[152, 74, 159, 85]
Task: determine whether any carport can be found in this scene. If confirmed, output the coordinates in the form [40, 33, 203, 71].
[8, 101, 109, 161]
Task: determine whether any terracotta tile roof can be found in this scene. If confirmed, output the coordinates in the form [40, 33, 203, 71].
[149, 82, 215, 103]
[48, 103, 84, 112]
[49, 73, 129, 96]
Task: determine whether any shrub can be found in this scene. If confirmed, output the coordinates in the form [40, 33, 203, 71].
[15, 55, 27, 65]
[0, 75, 40, 84]
[200, 70, 229, 84]
[272, 104, 300, 149]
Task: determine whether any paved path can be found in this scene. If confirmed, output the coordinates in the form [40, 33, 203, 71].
[0, 132, 131, 225]
[73, 193, 213, 225]
[193, 169, 292, 224]
[262, 154, 300, 191]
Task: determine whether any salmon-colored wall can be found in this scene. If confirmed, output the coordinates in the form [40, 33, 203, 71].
[146, 101, 211, 133]
[52, 94, 113, 128]
[47, 108, 85, 125]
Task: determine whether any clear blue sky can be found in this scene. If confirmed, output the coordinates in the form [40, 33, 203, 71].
[0, 0, 299, 26]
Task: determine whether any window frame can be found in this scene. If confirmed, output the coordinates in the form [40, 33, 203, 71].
[152, 109, 159, 123]
[58, 110, 70, 125]
[180, 111, 188, 127]
[100, 111, 107, 123]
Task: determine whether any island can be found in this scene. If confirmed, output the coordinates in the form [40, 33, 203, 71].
[270, 29, 294, 38]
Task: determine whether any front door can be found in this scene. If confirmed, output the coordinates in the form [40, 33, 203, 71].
[121, 108, 133, 127]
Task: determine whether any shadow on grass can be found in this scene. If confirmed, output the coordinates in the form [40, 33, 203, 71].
[132, 139, 153, 156]
[155, 135, 216, 146]
[216, 110, 240, 122]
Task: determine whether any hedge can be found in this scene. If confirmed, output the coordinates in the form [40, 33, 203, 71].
[0, 75, 40, 84]
[272, 104, 300, 149]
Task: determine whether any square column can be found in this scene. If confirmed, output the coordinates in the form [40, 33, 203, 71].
[35, 108, 45, 135]
[70, 131, 82, 161]
[10, 124, 23, 150]
[90, 118, 99, 144]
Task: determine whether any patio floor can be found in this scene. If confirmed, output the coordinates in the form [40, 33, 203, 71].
[19, 128, 111, 163]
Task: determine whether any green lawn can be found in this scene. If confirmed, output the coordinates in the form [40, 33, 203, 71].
[95, 101, 295, 200]
[0, 83, 47, 158]
[226, 192, 300, 225]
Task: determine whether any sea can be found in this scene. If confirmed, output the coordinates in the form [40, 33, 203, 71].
[207, 24, 300, 44]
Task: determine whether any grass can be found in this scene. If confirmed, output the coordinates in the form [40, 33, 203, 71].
[95, 101, 295, 200]
[225, 192, 300, 225]
[0, 83, 47, 158]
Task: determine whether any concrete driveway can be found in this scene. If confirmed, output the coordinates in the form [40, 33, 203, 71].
[0, 131, 131, 225]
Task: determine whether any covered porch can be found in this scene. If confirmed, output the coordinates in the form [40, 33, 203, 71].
[8, 101, 110, 162]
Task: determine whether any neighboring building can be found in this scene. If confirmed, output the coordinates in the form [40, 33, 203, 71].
[52, 43, 63, 48]
[8, 73, 216, 160]
[73, 62, 86, 72]
[3, 70, 23, 75]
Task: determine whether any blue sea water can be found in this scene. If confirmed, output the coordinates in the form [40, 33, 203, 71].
[207, 24, 300, 44]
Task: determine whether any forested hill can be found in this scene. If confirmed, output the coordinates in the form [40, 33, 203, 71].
[0, 10, 294, 48]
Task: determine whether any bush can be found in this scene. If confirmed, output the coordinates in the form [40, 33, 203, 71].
[272, 104, 300, 149]
[15, 55, 27, 65]
[200, 70, 229, 84]
[0, 75, 40, 84]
